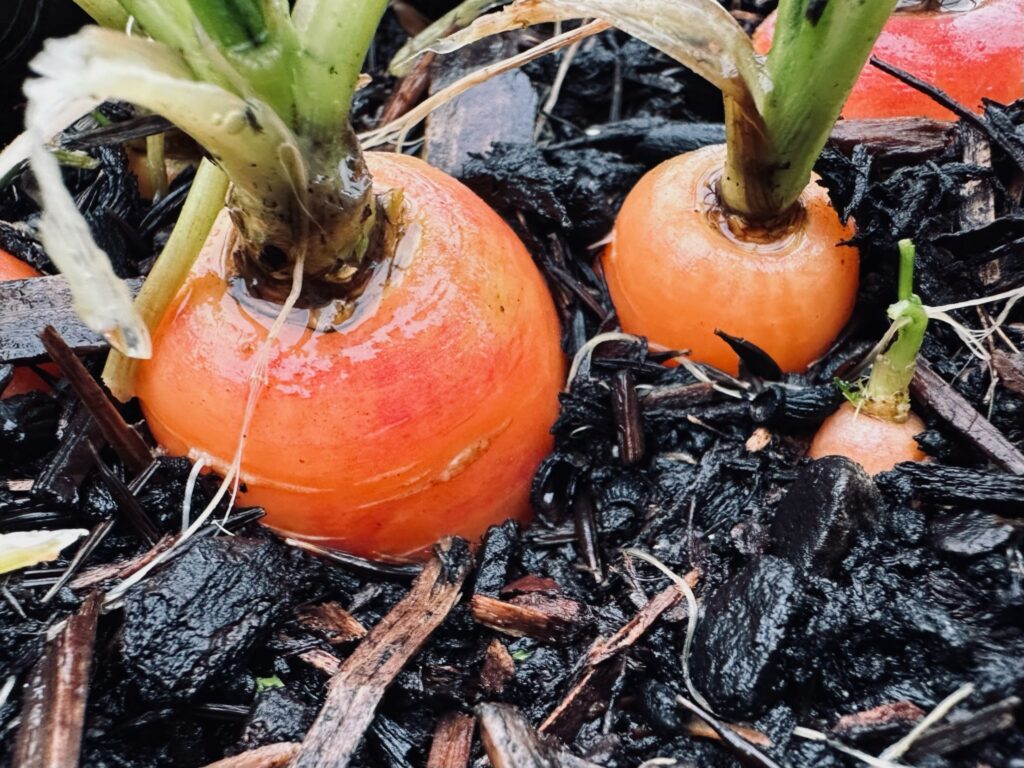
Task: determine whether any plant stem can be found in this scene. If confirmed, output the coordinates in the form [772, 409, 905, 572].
[292, 0, 390, 138]
[720, 0, 898, 220]
[863, 239, 928, 420]
[73, 0, 131, 28]
[103, 159, 228, 401]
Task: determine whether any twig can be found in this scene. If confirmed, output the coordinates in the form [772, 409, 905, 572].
[39, 326, 152, 474]
[292, 539, 472, 767]
[14, 592, 102, 768]
[910, 362, 1024, 474]
[675, 695, 782, 768]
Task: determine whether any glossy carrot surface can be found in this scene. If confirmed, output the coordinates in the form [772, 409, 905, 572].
[602, 145, 858, 374]
[754, 0, 1024, 120]
[137, 153, 564, 561]
[809, 401, 928, 475]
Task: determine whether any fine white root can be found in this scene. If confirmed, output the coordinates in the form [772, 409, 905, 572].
[621, 547, 712, 713]
[792, 727, 910, 768]
[566, 331, 639, 387]
[879, 683, 975, 761]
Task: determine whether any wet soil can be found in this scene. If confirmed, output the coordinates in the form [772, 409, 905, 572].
[1, 2, 1024, 767]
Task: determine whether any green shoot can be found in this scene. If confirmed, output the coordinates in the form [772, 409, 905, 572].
[845, 240, 929, 422]
[723, 0, 899, 220]
[103, 160, 229, 400]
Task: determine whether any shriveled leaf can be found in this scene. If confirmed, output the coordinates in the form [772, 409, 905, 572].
[433, 0, 764, 109]
[23, 27, 310, 357]
[0, 529, 88, 575]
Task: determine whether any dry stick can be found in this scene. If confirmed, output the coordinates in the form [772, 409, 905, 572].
[959, 127, 999, 283]
[476, 703, 602, 768]
[39, 326, 152, 474]
[910, 362, 1024, 474]
[426, 712, 476, 768]
[292, 539, 472, 767]
[201, 743, 301, 768]
[14, 592, 102, 768]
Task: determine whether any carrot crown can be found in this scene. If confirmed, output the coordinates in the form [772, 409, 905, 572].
[14, 0, 390, 356]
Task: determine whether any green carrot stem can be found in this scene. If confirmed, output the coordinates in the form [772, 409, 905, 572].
[73, 0, 131, 28]
[292, 0, 389, 137]
[863, 239, 928, 418]
[103, 159, 229, 401]
[720, 0, 898, 220]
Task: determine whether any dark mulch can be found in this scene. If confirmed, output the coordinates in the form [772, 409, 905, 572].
[1, 2, 1023, 767]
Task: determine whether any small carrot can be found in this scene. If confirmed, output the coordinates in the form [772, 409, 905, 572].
[754, 0, 1024, 120]
[809, 240, 929, 475]
[0, 249, 53, 398]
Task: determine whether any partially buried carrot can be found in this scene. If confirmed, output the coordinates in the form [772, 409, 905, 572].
[754, 0, 1024, 121]
[809, 240, 930, 475]
[23, 0, 564, 561]
[447, 0, 893, 374]
[0, 249, 52, 398]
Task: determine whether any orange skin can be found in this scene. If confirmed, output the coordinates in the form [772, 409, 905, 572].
[753, 0, 1024, 120]
[809, 401, 928, 475]
[0, 250, 53, 398]
[136, 152, 565, 561]
[603, 144, 858, 374]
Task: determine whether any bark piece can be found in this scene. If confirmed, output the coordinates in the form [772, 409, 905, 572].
[477, 703, 601, 768]
[426, 712, 476, 768]
[479, 639, 515, 696]
[0, 275, 141, 364]
[911, 363, 1024, 474]
[470, 593, 587, 643]
[292, 539, 472, 767]
[200, 743, 300, 768]
[296, 602, 367, 645]
[14, 592, 102, 768]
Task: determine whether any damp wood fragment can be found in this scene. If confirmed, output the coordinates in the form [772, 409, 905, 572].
[470, 592, 587, 643]
[426, 711, 476, 768]
[479, 638, 515, 696]
[906, 696, 1019, 758]
[200, 742, 301, 768]
[910, 362, 1024, 475]
[39, 326, 152, 474]
[295, 602, 367, 646]
[292, 539, 472, 767]
[477, 703, 602, 768]
[13, 592, 102, 768]
[0, 275, 142, 364]
[993, 350, 1024, 396]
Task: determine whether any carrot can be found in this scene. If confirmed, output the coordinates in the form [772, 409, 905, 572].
[443, 0, 894, 375]
[0, 249, 52, 398]
[26, 0, 563, 561]
[809, 240, 930, 475]
[754, 0, 1024, 120]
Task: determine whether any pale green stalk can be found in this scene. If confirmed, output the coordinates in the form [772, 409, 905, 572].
[103, 160, 229, 400]
[291, 0, 389, 136]
[721, 0, 898, 220]
[73, 0, 130, 28]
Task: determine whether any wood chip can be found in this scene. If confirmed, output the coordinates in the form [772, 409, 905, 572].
[833, 701, 926, 741]
[292, 538, 472, 767]
[426, 712, 476, 768]
[14, 592, 102, 768]
[470, 593, 586, 643]
[993, 350, 1024, 396]
[200, 742, 300, 768]
[39, 326, 152, 474]
[479, 639, 515, 696]
[0, 275, 142, 364]
[829, 117, 955, 159]
[745, 426, 772, 453]
[911, 362, 1024, 475]
[477, 703, 601, 768]
[500, 574, 561, 596]
[297, 648, 342, 677]
[296, 602, 367, 645]
[907, 696, 1019, 758]
[685, 717, 772, 747]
